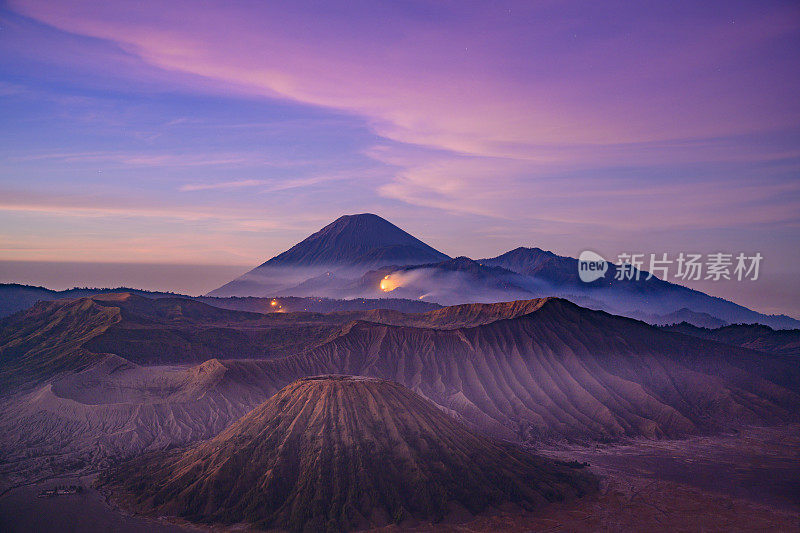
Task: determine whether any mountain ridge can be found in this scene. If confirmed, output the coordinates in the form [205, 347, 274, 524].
[2, 294, 799, 492]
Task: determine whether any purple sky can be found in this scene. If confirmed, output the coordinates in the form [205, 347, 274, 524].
[0, 1, 798, 315]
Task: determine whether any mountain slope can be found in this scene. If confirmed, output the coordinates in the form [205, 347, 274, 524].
[482, 247, 800, 329]
[0, 292, 444, 394]
[0, 297, 119, 390]
[2, 297, 798, 491]
[352, 256, 541, 305]
[661, 322, 800, 358]
[278, 299, 800, 441]
[0, 293, 345, 391]
[265, 213, 448, 267]
[98, 376, 596, 531]
[209, 214, 449, 297]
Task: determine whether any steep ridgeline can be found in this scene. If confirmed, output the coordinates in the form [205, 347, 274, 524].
[233, 298, 800, 442]
[98, 376, 596, 532]
[0, 292, 356, 389]
[0, 294, 535, 395]
[0, 296, 120, 390]
[356, 298, 554, 328]
[2, 296, 798, 491]
[1, 293, 525, 396]
[209, 214, 449, 297]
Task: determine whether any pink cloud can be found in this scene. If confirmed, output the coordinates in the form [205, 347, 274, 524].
[9, 0, 800, 159]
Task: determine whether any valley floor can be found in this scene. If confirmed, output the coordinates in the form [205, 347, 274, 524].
[0, 474, 199, 533]
[412, 425, 800, 532]
[1, 426, 798, 532]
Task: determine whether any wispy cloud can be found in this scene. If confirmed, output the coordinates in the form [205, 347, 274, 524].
[180, 179, 267, 191]
[8, 0, 799, 227]
[9, 0, 799, 157]
[0, 187, 285, 226]
[10, 150, 265, 167]
[179, 173, 357, 193]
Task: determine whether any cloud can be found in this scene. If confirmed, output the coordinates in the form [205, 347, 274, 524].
[180, 179, 267, 192]
[12, 150, 264, 168]
[372, 141, 800, 232]
[9, 1, 800, 156]
[0, 187, 284, 226]
[7, 0, 799, 228]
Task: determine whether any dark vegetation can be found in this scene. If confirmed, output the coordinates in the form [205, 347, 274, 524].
[661, 322, 800, 358]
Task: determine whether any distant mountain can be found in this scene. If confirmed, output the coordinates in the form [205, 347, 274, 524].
[209, 213, 449, 297]
[0, 282, 440, 319]
[482, 247, 573, 283]
[98, 376, 596, 531]
[0, 283, 182, 319]
[661, 322, 800, 358]
[481, 247, 800, 329]
[4, 216, 796, 329]
[635, 308, 729, 328]
[191, 215, 800, 328]
[262, 213, 449, 267]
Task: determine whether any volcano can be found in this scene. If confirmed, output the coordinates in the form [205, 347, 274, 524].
[209, 214, 449, 297]
[98, 376, 596, 532]
[482, 247, 800, 329]
[205, 215, 797, 329]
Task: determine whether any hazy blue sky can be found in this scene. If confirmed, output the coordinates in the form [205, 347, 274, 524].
[0, 1, 798, 315]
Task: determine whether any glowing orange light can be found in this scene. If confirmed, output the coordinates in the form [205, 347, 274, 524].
[380, 274, 399, 292]
[270, 300, 278, 307]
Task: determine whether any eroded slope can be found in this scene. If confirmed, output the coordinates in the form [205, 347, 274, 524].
[98, 376, 596, 532]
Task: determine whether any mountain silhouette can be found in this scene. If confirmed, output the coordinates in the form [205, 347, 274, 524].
[209, 213, 449, 297]
[481, 247, 800, 329]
